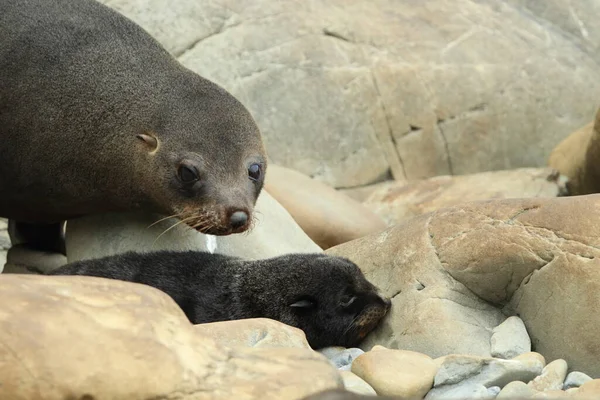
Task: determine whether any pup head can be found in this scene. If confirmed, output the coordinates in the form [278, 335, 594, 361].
[134, 72, 266, 236]
[240, 253, 391, 349]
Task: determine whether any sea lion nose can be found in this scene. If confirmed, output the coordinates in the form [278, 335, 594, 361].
[229, 210, 248, 229]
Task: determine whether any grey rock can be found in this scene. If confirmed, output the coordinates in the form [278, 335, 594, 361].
[319, 347, 365, 370]
[563, 371, 593, 390]
[491, 316, 531, 359]
[0, 218, 7, 231]
[425, 382, 494, 400]
[2, 245, 67, 275]
[102, 0, 600, 188]
[497, 381, 538, 399]
[0, 231, 9, 251]
[487, 386, 501, 397]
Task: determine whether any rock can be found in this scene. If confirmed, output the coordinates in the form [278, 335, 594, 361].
[577, 379, 600, 398]
[487, 386, 501, 396]
[425, 383, 493, 400]
[193, 318, 310, 349]
[364, 168, 567, 225]
[497, 381, 538, 399]
[101, 0, 600, 188]
[319, 347, 365, 371]
[339, 371, 377, 396]
[491, 316, 532, 359]
[528, 359, 568, 391]
[548, 109, 600, 196]
[0, 274, 342, 399]
[2, 244, 67, 274]
[514, 352, 547, 369]
[301, 389, 397, 400]
[264, 164, 387, 249]
[531, 390, 570, 399]
[0, 218, 7, 231]
[327, 195, 600, 375]
[564, 371, 593, 390]
[351, 348, 437, 398]
[65, 190, 321, 264]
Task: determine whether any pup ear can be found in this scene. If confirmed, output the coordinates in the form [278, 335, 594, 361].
[136, 133, 159, 152]
[290, 299, 316, 309]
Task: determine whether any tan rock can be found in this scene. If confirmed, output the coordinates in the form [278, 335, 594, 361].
[339, 371, 377, 396]
[513, 352, 547, 369]
[577, 379, 600, 398]
[497, 381, 538, 399]
[351, 348, 437, 398]
[64, 190, 321, 264]
[531, 390, 570, 399]
[0, 274, 342, 399]
[528, 359, 568, 392]
[193, 318, 311, 349]
[327, 195, 600, 375]
[102, 0, 600, 188]
[264, 164, 387, 249]
[364, 168, 567, 225]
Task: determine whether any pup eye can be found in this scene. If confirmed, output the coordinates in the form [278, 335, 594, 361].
[290, 298, 316, 309]
[340, 295, 357, 308]
[178, 164, 199, 183]
[248, 163, 262, 182]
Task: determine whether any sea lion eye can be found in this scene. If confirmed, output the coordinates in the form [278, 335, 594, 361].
[248, 163, 262, 182]
[178, 163, 199, 183]
[340, 295, 357, 308]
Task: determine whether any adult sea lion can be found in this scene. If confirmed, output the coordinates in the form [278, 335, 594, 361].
[0, 0, 266, 253]
[49, 251, 392, 349]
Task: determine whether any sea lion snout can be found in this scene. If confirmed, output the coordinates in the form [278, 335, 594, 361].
[229, 210, 249, 231]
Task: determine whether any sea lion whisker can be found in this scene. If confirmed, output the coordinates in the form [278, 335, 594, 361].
[152, 216, 196, 246]
[147, 213, 185, 229]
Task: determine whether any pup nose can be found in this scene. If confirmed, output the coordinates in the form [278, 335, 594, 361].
[229, 210, 248, 229]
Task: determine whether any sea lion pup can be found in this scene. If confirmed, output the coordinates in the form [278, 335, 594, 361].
[49, 252, 391, 349]
[0, 0, 266, 253]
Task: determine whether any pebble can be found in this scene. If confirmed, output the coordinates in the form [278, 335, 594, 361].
[563, 371, 593, 390]
[319, 347, 365, 370]
[497, 381, 538, 398]
[487, 386, 501, 396]
[577, 379, 600, 398]
[490, 316, 531, 359]
[528, 359, 568, 391]
[339, 371, 377, 396]
[351, 348, 438, 398]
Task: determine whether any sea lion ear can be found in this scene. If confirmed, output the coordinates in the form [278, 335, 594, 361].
[290, 298, 316, 309]
[136, 133, 159, 152]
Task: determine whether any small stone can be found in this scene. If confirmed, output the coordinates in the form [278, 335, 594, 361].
[497, 381, 538, 399]
[352, 348, 437, 398]
[577, 379, 600, 398]
[528, 359, 568, 392]
[487, 386, 501, 396]
[513, 352, 547, 369]
[339, 371, 377, 396]
[563, 371, 593, 390]
[425, 383, 493, 400]
[319, 347, 365, 370]
[491, 316, 531, 359]
[531, 389, 570, 399]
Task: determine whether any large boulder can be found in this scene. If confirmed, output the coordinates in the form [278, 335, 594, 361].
[100, 0, 600, 188]
[0, 274, 342, 399]
[364, 167, 567, 225]
[326, 194, 600, 377]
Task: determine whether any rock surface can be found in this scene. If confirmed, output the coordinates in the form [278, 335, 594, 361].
[99, 0, 600, 188]
[528, 359, 569, 392]
[564, 371, 593, 390]
[193, 318, 311, 349]
[319, 347, 365, 371]
[364, 168, 567, 225]
[497, 380, 538, 399]
[548, 108, 600, 195]
[338, 371, 377, 396]
[351, 348, 438, 398]
[327, 195, 600, 376]
[0, 219, 7, 272]
[491, 316, 531, 359]
[64, 190, 321, 265]
[264, 164, 387, 249]
[0, 274, 342, 399]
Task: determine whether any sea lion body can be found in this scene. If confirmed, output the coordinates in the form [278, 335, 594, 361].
[0, 0, 265, 250]
[49, 251, 391, 349]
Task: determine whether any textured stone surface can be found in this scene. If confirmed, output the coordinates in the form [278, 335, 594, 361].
[0, 274, 342, 399]
[364, 168, 567, 225]
[193, 318, 311, 349]
[564, 371, 593, 390]
[100, 0, 600, 188]
[548, 108, 600, 196]
[265, 164, 387, 249]
[327, 195, 600, 375]
[577, 379, 600, 398]
[497, 380, 538, 399]
[65, 190, 321, 264]
[491, 316, 532, 359]
[425, 383, 493, 400]
[351, 348, 437, 398]
[319, 347, 365, 371]
[529, 359, 569, 392]
[339, 371, 377, 396]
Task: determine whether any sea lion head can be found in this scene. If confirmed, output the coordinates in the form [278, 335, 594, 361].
[134, 72, 267, 236]
[241, 253, 391, 349]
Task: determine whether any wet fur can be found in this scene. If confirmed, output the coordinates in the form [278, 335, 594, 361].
[0, 0, 266, 251]
[49, 251, 391, 349]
